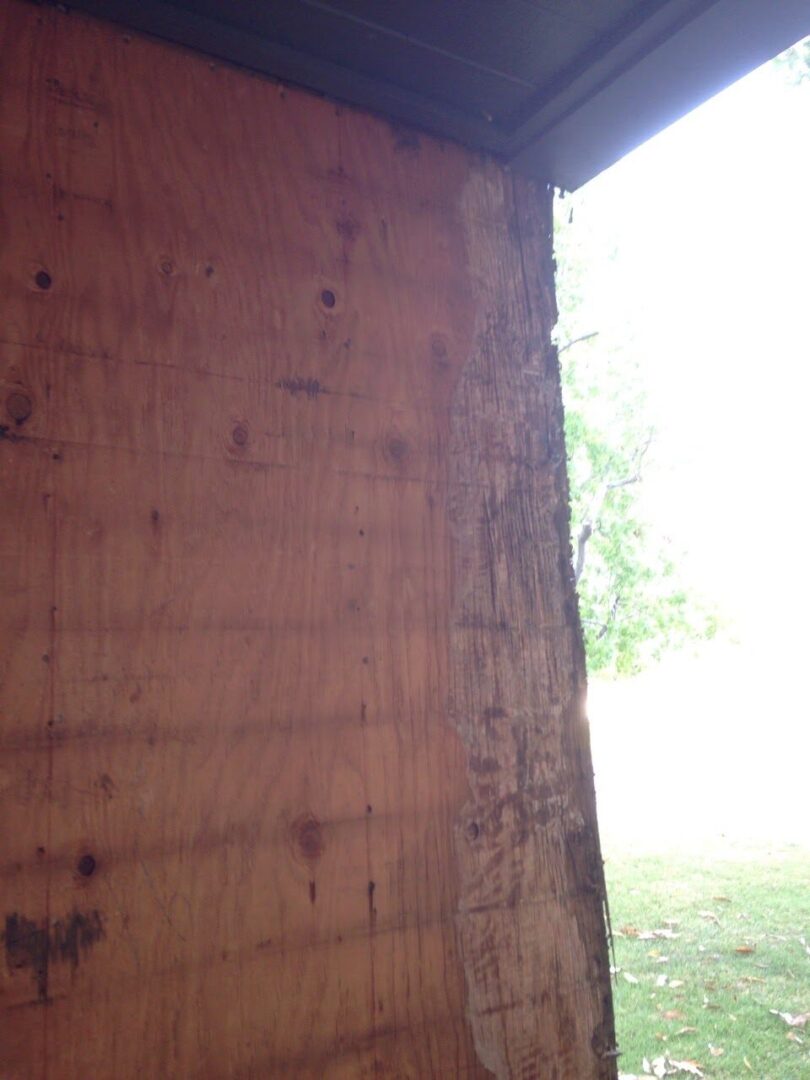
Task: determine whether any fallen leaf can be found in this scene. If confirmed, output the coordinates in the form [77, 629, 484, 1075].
[623, 972, 639, 984]
[770, 1009, 809, 1027]
[786, 1031, 804, 1044]
[743, 1057, 753, 1071]
[735, 945, 755, 954]
[662, 1010, 686, 1021]
[698, 911, 720, 924]
[674, 1027, 697, 1036]
[669, 1059, 703, 1077]
[708, 1045, 724, 1057]
[669, 980, 685, 989]
[713, 895, 732, 903]
[656, 975, 669, 988]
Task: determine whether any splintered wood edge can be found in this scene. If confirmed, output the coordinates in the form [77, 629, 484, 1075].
[449, 167, 617, 1079]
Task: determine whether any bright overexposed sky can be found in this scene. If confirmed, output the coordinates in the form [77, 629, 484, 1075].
[572, 46, 810, 842]
[572, 49, 810, 651]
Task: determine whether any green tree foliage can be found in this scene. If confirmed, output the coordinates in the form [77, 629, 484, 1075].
[775, 37, 810, 84]
[554, 195, 715, 676]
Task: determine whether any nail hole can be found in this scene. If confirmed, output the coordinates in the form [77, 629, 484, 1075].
[466, 821, 480, 842]
[77, 854, 96, 877]
[320, 289, 336, 309]
[232, 424, 248, 447]
[35, 270, 52, 290]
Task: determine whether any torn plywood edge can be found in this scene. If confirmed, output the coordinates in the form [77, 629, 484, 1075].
[450, 168, 616, 1079]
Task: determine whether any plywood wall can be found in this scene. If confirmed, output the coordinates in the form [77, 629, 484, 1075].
[0, 2, 615, 1076]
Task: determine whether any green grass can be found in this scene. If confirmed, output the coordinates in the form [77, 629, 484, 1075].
[605, 839, 810, 1079]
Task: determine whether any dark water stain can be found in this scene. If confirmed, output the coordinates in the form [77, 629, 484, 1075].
[4, 909, 104, 1001]
[276, 376, 325, 399]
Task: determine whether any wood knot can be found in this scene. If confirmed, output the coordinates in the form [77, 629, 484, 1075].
[34, 269, 52, 290]
[77, 854, 96, 877]
[231, 423, 249, 448]
[292, 814, 323, 863]
[383, 433, 408, 466]
[6, 392, 33, 424]
[320, 288, 336, 309]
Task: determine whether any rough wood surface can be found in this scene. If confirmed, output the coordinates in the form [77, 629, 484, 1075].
[0, 2, 615, 1076]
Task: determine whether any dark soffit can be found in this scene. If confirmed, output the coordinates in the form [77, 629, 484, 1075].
[63, 0, 810, 189]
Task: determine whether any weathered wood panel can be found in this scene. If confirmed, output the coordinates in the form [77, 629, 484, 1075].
[0, 2, 615, 1076]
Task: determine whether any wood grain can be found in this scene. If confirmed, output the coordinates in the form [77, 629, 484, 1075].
[0, 2, 615, 1076]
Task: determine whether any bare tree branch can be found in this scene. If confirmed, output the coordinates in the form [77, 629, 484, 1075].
[573, 429, 654, 585]
[558, 330, 599, 355]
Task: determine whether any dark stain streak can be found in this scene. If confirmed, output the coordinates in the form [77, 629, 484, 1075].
[367, 881, 376, 927]
[4, 910, 104, 1001]
[483, 706, 507, 720]
[276, 376, 325, 399]
[53, 186, 112, 211]
[44, 76, 102, 111]
[309, 880, 316, 904]
[469, 755, 499, 775]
